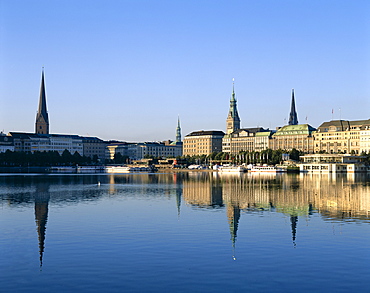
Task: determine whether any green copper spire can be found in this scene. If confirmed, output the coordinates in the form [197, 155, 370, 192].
[231, 78, 236, 102]
[226, 78, 241, 134]
[176, 116, 182, 143]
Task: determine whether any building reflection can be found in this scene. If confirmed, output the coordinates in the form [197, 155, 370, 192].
[181, 172, 370, 250]
[182, 173, 223, 207]
[1, 172, 369, 267]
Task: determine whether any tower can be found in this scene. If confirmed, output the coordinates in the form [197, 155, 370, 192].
[35, 69, 49, 134]
[288, 89, 298, 125]
[226, 79, 241, 134]
[176, 116, 182, 143]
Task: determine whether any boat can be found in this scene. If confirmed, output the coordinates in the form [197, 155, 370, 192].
[105, 165, 156, 173]
[250, 165, 287, 173]
[188, 165, 205, 170]
[50, 165, 105, 173]
[218, 165, 247, 173]
[77, 166, 104, 173]
[50, 166, 76, 173]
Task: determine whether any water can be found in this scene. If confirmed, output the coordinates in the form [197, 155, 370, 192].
[1, 172, 369, 292]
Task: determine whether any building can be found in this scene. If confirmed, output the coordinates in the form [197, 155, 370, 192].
[106, 142, 130, 160]
[183, 130, 225, 156]
[254, 130, 274, 152]
[314, 119, 370, 154]
[107, 120, 183, 161]
[136, 141, 182, 159]
[107, 141, 182, 161]
[271, 124, 316, 152]
[222, 128, 272, 154]
[9, 132, 83, 155]
[298, 154, 368, 173]
[226, 80, 241, 135]
[35, 69, 50, 135]
[5, 69, 113, 159]
[81, 136, 108, 161]
[0, 132, 14, 153]
[360, 122, 370, 154]
[268, 90, 316, 152]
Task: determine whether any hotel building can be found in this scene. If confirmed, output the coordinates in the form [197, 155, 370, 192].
[313, 119, 370, 154]
[183, 130, 225, 156]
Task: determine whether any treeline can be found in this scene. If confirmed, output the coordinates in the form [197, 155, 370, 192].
[0, 150, 99, 167]
[182, 149, 303, 165]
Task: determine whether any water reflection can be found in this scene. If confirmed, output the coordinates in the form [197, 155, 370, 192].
[0, 172, 369, 268]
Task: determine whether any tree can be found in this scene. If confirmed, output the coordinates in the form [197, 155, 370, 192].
[61, 150, 73, 165]
[72, 151, 83, 165]
[92, 155, 99, 163]
[289, 148, 301, 161]
[114, 153, 128, 164]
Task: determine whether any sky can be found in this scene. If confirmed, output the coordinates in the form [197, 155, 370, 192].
[1, 0, 369, 142]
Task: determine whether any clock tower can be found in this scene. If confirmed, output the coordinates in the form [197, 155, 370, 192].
[226, 79, 241, 134]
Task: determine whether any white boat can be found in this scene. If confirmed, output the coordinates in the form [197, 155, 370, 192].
[105, 165, 155, 173]
[188, 165, 205, 170]
[218, 165, 247, 173]
[50, 166, 76, 173]
[250, 165, 286, 173]
[51, 166, 105, 173]
[77, 166, 104, 173]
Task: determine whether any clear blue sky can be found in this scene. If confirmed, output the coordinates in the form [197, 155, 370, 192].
[1, 0, 369, 141]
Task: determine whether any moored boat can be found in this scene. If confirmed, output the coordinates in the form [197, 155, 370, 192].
[218, 165, 247, 173]
[105, 165, 156, 173]
[77, 166, 104, 173]
[250, 165, 286, 173]
[50, 166, 76, 173]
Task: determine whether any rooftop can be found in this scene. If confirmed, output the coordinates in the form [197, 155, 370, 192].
[185, 130, 225, 137]
[273, 124, 316, 136]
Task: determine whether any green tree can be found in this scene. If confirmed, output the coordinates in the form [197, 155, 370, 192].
[289, 148, 301, 161]
[61, 150, 73, 165]
[114, 153, 123, 164]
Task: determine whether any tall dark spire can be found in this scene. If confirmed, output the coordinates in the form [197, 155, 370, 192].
[176, 116, 182, 143]
[35, 69, 49, 134]
[226, 78, 241, 134]
[288, 89, 298, 125]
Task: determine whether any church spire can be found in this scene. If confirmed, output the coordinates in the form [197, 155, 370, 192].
[176, 116, 182, 143]
[35, 69, 49, 134]
[288, 89, 298, 125]
[226, 78, 241, 134]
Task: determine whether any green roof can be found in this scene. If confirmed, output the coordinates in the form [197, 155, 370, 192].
[273, 124, 316, 136]
[255, 131, 272, 137]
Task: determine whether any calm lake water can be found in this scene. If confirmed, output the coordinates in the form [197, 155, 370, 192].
[1, 171, 369, 293]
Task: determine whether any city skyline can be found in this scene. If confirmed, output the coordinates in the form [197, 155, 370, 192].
[1, 1, 369, 142]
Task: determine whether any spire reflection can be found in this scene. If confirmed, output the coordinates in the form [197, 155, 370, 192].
[290, 215, 298, 247]
[34, 181, 50, 268]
